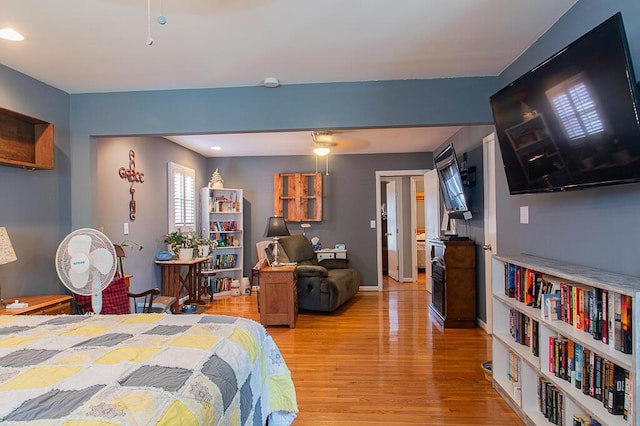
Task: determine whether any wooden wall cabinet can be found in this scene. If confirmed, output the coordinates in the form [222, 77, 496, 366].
[274, 173, 322, 222]
[0, 107, 54, 169]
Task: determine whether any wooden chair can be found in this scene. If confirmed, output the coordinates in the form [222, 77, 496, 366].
[128, 288, 160, 313]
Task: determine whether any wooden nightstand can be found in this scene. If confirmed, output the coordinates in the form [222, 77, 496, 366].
[259, 265, 297, 328]
[0, 295, 73, 316]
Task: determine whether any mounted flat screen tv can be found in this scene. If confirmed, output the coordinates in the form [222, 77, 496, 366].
[490, 12, 640, 194]
[434, 144, 472, 220]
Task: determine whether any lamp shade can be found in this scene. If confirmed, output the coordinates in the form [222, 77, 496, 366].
[264, 217, 290, 238]
[0, 227, 17, 265]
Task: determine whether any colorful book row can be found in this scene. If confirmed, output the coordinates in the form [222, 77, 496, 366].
[209, 221, 238, 231]
[538, 378, 565, 425]
[505, 263, 633, 355]
[548, 336, 630, 418]
[213, 254, 238, 269]
[509, 308, 539, 357]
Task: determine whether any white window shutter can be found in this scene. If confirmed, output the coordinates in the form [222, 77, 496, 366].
[167, 162, 196, 232]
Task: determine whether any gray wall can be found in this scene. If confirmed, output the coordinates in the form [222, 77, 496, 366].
[0, 64, 71, 299]
[209, 153, 430, 286]
[96, 136, 207, 293]
[493, 0, 640, 277]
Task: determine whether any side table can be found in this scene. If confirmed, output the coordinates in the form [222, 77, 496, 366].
[259, 265, 297, 328]
[155, 256, 209, 313]
[0, 295, 72, 316]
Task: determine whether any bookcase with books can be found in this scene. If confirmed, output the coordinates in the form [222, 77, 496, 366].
[200, 187, 243, 297]
[491, 254, 638, 426]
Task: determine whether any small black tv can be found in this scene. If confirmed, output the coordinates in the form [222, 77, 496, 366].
[433, 144, 472, 220]
[490, 12, 640, 194]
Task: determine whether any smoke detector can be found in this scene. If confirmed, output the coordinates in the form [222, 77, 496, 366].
[262, 77, 280, 88]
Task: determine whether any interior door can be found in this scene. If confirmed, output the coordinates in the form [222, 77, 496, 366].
[424, 169, 440, 292]
[483, 132, 497, 333]
[385, 180, 400, 281]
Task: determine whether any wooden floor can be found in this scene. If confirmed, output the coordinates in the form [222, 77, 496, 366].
[204, 274, 523, 425]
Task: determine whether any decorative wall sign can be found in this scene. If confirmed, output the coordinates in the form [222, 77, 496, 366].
[119, 150, 144, 221]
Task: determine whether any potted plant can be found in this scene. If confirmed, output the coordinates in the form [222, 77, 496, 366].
[163, 231, 184, 256]
[197, 237, 212, 257]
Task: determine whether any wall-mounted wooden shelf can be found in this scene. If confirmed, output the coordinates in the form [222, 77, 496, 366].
[274, 173, 322, 222]
[0, 107, 54, 170]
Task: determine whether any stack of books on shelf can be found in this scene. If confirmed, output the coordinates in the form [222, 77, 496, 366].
[210, 195, 240, 213]
[213, 277, 232, 294]
[548, 335, 630, 418]
[505, 263, 633, 356]
[209, 221, 238, 231]
[509, 308, 540, 356]
[572, 414, 602, 426]
[214, 254, 238, 269]
[508, 351, 522, 401]
[538, 378, 564, 425]
[210, 233, 240, 248]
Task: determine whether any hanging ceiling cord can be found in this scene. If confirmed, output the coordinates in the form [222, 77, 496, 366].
[146, 0, 154, 45]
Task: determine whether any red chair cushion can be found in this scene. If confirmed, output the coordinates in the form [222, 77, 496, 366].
[74, 277, 131, 314]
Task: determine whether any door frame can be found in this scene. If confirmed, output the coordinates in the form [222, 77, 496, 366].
[482, 132, 497, 333]
[375, 169, 429, 291]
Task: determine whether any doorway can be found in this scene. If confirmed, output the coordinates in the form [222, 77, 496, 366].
[375, 169, 429, 291]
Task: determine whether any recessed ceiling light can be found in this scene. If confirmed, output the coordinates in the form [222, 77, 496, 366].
[211, 146, 222, 151]
[0, 28, 24, 41]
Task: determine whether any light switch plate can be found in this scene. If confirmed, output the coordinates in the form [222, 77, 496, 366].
[520, 206, 529, 224]
[370, 220, 376, 229]
[124, 222, 129, 235]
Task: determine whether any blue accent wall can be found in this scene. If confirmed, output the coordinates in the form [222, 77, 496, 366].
[0, 64, 71, 298]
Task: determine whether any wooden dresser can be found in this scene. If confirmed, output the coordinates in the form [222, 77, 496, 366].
[0, 295, 72, 316]
[428, 239, 476, 328]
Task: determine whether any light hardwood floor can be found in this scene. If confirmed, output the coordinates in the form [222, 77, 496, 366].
[205, 274, 523, 425]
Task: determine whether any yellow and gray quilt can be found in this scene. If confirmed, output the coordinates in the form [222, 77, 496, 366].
[0, 313, 298, 425]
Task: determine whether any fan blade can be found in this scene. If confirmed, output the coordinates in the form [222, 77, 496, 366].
[69, 268, 90, 289]
[91, 248, 114, 275]
[67, 234, 92, 256]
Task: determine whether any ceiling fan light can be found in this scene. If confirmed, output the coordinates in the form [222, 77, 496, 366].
[313, 147, 330, 156]
[0, 28, 24, 41]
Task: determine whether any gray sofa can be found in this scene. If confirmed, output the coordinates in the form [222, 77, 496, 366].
[278, 234, 360, 312]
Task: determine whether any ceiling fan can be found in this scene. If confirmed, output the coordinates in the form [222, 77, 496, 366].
[311, 131, 337, 156]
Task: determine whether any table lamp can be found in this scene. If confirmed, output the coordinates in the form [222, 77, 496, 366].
[264, 216, 290, 267]
[0, 227, 18, 304]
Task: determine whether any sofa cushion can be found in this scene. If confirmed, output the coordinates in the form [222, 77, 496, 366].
[280, 234, 316, 263]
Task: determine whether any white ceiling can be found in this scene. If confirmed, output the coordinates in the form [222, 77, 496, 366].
[0, 0, 577, 156]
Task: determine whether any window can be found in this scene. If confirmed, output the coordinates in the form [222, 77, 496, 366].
[167, 162, 196, 232]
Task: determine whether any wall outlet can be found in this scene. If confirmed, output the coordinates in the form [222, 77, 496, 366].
[370, 220, 376, 229]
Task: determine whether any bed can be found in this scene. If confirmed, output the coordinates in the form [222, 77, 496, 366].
[416, 231, 426, 270]
[0, 313, 298, 425]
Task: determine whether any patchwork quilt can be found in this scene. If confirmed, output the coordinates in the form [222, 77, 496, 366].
[0, 313, 298, 425]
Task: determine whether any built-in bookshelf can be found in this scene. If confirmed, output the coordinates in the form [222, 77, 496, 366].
[492, 254, 638, 426]
[201, 187, 243, 297]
